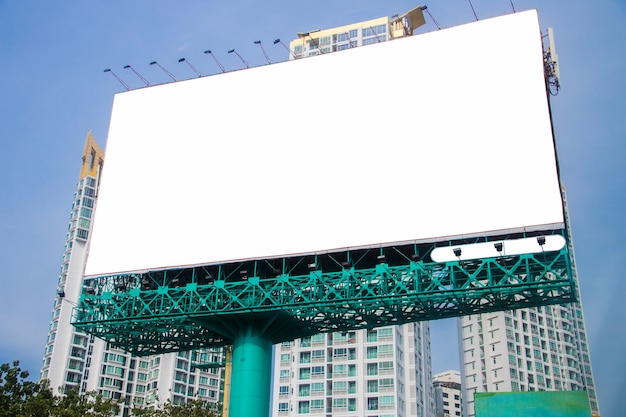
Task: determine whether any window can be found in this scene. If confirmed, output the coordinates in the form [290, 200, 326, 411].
[279, 386, 289, 396]
[333, 381, 347, 392]
[348, 381, 357, 394]
[333, 398, 347, 409]
[299, 384, 310, 397]
[301, 336, 311, 347]
[368, 397, 379, 410]
[367, 379, 378, 392]
[311, 382, 324, 393]
[380, 395, 395, 406]
[367, 330, 378, 342]
[378, 328, 393, 338]
[311, 399, 324, 409]
[379, 378, 394, 389]
[367, 346, 378, 359]
[379, 344, 393, 355]
[280, 354, 291, 363]
[367, 363, 378, 376]
[312, 349, 324, 360]
[279, 370, 290, 379]
[299, 368, 310, 380]
[300, 352, 311, 364]
[334, 348, 347, 358]
[379, 361, 394, 372]
[278, 402, 289, 412]
[333, 364, 347, 376]
[298, 401, 310, 414]
[311, 366, 324, 376]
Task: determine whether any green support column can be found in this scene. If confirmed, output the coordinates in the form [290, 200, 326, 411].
[228, 325, 273, 417]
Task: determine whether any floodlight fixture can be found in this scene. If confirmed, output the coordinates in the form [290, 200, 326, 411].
[149, 61, 177, 81]
[204, 50, 226, 73]
[273, 38, 297, 59]
[453, 247, 462, 257]
[254, 40, 271, 64]
[103, 68, 130, 91]
[228, 49, 250, 69]
[494, 242, 504, 252]
[418, 5, 442, 30]
[123, 64, 150, 86]
[537, 236, 546, 246]
[178, 57, 202, 77]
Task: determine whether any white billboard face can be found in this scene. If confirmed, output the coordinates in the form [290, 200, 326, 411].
[85, 10, 563, 277]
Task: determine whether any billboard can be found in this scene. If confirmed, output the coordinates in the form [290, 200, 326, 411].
[85, 10, 563, 277]
[474, 391, 592, 417]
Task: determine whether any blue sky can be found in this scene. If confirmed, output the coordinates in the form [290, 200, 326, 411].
[0, 1, 624, 415]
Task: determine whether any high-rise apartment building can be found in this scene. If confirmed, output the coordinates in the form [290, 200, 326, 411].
[433, 371, 462, 417]
[458, 193, 600, 417]
[271, 7, 434, 417]
[40, 132, 225, 416]
[288, 5, 425, 59]
[272, 324, 433, 417]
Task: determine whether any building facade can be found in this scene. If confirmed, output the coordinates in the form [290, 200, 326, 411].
[458, 192, 600, 416]
[288, 5, 425, 59]
[433, 371, 462, 417]
[272, 324, 434, 417]
[40, 132, 225, 416]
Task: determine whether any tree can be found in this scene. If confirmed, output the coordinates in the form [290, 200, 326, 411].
[51, 389, 122, 417]
[132, 398, 221, 417]
[0, 360, 54, 417]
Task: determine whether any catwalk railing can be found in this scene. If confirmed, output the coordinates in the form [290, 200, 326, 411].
[72, 230, 576, 356]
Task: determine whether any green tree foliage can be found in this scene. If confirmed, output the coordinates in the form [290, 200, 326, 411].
[51, 389, 122, 417]
[0, 360, 54, 417]
[1, 360, 220, 417]
[132, 399, 221, 417]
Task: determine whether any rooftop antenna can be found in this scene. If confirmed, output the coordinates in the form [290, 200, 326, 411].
[273, 38, 297, 59]
[467, 0, 479, 21]
[123, 65, 150, 86]
[228, 49, 250, 69]
[103, 68, 130, 91]
[419, 6, 442, 30]
[178, 57, 202, 77]
[204, 50, 226, 73]
[254, 40, 271, 64]
[509, 0, 516, 12]
[149, 61, 177, 82]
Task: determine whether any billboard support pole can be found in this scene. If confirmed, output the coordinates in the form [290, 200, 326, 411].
[228, 323, 273, 417]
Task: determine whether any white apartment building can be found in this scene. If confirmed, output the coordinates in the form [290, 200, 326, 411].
[458, 193, 599, 416]
[40, 132, 224, 416]
[271, 324, 434, 417]
[433, 371, 462, 417]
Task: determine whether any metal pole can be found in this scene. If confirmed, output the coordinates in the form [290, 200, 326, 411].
[228, 325, 273, 417]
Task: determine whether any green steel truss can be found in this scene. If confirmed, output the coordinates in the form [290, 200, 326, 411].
[72, 230, 576, 356]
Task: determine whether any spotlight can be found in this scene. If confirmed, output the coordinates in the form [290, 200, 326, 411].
[537, 236, 546, 246]
[149, 61, 177, 81]
[494, 242, 504, 252]
[227, 49, 249, 68]
[377, 255, 386, 263]
[254, 40, 271, 64]
[178, 57, 202, 77]
[453, 248, 462, 257]
[57, 290, 65, 298]
[308, 263, 317, 271]
[103, 68, 130, 91]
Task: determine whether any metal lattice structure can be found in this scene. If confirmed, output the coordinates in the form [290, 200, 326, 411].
[72, 230, 575, 355]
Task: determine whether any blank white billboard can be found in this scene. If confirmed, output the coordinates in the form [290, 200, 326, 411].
[85, 10, 563, 277]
